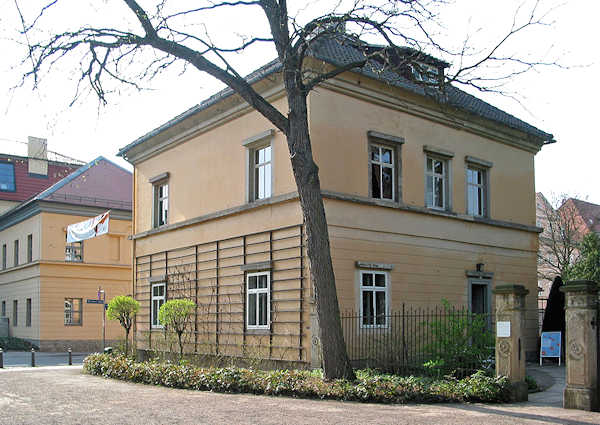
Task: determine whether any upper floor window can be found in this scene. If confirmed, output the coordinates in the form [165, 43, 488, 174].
[370, 145, 395, 200]
[465, 156, 492, 218]
[154, 182, 169, 227]
[244, 129, 274, 202]
[251, 145, 272, 201]
[359, 270, 389, 328]
[424, 146, 454, 211]
[65, 240, 83, 262]
[1, 300, 5, 316]
[467, 167, 487, 217]
[13, 240, 19, 267]
[0, 162, 15, 192]
[2, 244, 6, 269]
[246, 271, 270, 330]
[151, 282, 166, 328]
[27, 234, 33, 263]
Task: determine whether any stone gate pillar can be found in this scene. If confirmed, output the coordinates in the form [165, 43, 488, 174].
[561, 280, 598, 411]
[493, 284, 528, 401]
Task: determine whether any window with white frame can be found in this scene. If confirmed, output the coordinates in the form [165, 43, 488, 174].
[466, 166, 487, 217]
[65, 234, 83, 262]
[151, 283, 166, 328]
[250, 145, 272, 201]
[359, 270, 389, 327]
[370, 144, 395, 201]
[246, 272, 270, 329]
[153, 182, 169, 227]
[425, 155, 448, 210]
[64, 298, 82, 325]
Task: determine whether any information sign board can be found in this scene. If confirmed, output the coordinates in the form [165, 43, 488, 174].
[540, 331, 561, 365]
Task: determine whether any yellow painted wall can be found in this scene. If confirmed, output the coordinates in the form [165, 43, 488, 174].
[0, 264, 40, 341]
[308, 86, 537, 226]
[134, 96, 296, 234]
[0, 215, 41, 268]
[41, 213, 131, 265]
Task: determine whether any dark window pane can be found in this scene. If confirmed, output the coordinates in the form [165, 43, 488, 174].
[362, 273, 373, 286]
[434, 160, 443, 174]
[259, 293, 268, 325]
[426, 157, 433, 172]
[375, 273, 386, 287]
[362, 291, 373, 325]
[434, 177, 444, 208]
[382, 166, 393, 199]
[258, 274, 267, 289]
[370, 145, 380, 161]
[0, 163, 16, 191]
[426, 176, 433, 206]
[248, 294, 257, 325]
[371, 164, 381, 198]
[376, 291, 386, 325]
[248, 276, 257, 290]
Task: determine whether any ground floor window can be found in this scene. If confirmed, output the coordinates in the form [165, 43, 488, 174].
[469, 279, 491, 315]
[246, 272, 270, 329]
[13, 300, 18, 326]
[26, 298, 31, 327]
[64, 298, 82, 325]
[359, 270, 389, 327]
[151, 283, 166, 328]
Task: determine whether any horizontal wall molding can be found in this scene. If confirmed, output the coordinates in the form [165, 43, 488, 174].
[423, 145, 455, 158]
[465, 156, 493, 168]
[242, 129, 275, 147]
[367, 131, 405, 145]
[241, 261, 272, 272]
[148, 172, 169, 184]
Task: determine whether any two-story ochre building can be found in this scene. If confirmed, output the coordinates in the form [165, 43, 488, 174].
[119, 37, 554, 365]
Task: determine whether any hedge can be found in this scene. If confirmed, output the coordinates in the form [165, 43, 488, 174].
[83, 354, 511, 404]
[0, 336, 39, 351]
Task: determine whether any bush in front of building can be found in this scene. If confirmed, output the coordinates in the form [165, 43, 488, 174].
[0, 336, 39, 351]
[83, 353, 511, 404]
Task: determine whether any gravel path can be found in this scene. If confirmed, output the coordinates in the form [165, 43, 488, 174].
[1, 367, 599, 425]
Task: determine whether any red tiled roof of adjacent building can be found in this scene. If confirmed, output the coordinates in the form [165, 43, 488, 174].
[0, 154, 82, 202]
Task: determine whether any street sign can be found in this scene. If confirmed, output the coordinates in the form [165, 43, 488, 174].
[86, 299, 104, 304]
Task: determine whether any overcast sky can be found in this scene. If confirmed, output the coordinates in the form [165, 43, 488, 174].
[0, 0, 597, 204]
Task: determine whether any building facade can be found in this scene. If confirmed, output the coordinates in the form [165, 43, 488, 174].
[120, 40, 553, 365]
[0, 157, 132, 351]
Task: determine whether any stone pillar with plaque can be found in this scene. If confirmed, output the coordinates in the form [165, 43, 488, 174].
[560, 280, 598, 411]
[493, 284, 529, 401]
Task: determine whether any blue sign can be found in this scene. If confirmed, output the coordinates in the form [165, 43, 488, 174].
[86, 299, 104, 304]
[541, 331, 561, 358]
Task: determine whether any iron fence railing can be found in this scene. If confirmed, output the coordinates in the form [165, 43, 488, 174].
[341, 304, 495, 377]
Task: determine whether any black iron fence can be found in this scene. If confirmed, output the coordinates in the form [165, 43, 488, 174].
[340, 304, 495, 377]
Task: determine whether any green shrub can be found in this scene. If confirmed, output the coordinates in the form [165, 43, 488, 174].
[525, 375, 539, 392]
[84, 353, 511, 404]
[422, 300, 494, 377]
[0, 336, 39, 351]
[106, 295, 140, 356]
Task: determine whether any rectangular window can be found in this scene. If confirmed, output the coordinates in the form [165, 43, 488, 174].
[13, 240, 18, 267]
[151, 283, 166, 328]
[359, 270, 389, 328]
[250, 145, 272, 201]
[13, 300, 18, 327]
[425, 156, 448, 210]
[26, 298, 31, 327]
[467, 166, 487, 217]
[153, 182, 169, 228]
[0, 162, 16, 191]
[2, 244, 5, 269]
[65, 239, 83, 262]
[64, 298, 82, 326]
[246, 272, 270, 329]
[469, 279, 491, 319]
[1, 301, 5, 316]
[370, 144, 395, 201]
[27, 234, 33, 263]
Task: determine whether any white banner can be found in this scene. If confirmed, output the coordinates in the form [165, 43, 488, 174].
[67, 211, 110, 243]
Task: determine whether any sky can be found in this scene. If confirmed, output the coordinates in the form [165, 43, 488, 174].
[0, 0, 598, 204]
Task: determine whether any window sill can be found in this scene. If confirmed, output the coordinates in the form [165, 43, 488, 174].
[64, 323, 82, 327]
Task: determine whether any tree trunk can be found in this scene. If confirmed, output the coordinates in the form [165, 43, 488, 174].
[284, 84, 355, 381]
[125, 327, 130, 357]
[178, 331, 184, 361]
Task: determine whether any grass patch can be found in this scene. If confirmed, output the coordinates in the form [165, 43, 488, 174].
[0, 336, 39, 351]
[84, 354, 511, 404]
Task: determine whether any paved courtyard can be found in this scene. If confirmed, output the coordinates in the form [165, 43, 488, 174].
[1, 365, 600, 425]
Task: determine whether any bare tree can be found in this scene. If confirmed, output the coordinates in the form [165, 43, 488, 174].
[13, 0, 557, 380]
[537, 193, 585, 286]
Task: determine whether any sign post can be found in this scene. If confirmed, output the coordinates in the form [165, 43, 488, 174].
[86, 287, 106, 350]
[540, 331, 562, 365]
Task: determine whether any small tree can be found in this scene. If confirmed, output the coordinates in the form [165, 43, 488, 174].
[159, 299, 196, 361]
[566, 233, 600, 283]
[106, 295, 140, 356]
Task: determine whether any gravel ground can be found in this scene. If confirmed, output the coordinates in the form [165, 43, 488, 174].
[1, 367, 599, 425]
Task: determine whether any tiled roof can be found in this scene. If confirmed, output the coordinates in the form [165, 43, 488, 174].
[568, 198, 600, 234]
[119, 36, 553, 157]
[0, 154, 81, 202]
